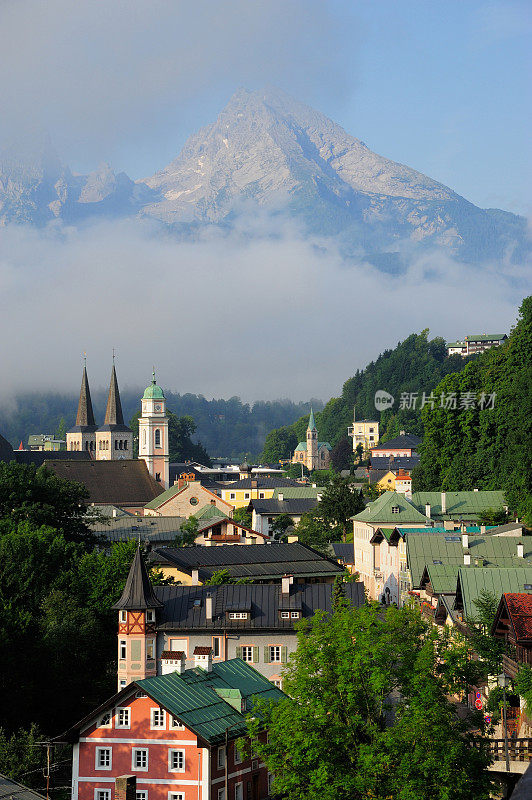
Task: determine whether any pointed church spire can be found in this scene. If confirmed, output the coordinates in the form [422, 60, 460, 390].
[308, 407, 317, 431]
[75, 365, 96, 427]
[104, 364, 125, 426]
[112, 547, 163, 610]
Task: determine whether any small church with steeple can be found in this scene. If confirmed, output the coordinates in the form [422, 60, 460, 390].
[291, 408, 332, 471]
[66, 359, 133, 460]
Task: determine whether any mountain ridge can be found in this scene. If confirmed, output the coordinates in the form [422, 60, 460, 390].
[0, 87, 528, 267]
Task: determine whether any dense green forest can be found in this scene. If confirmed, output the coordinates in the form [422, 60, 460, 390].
[262, 331, 472, 461]
[415, 296, 532, 525]
[0, 392, 321, 459]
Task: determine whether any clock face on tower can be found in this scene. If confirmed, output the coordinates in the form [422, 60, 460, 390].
[154, 404, 162, 412]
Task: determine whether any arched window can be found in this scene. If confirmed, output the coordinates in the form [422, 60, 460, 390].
[155, 429, 161, 448]
[119, 440, 123, 450]
[124, 440, 128, 450]
[85, 442, 89, 450]
[115, 440, 118, 450]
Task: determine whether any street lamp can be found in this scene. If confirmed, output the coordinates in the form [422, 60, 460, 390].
[497, 672, 510, 772]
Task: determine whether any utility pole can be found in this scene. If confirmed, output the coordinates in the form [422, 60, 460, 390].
[498, 672, 510, 773]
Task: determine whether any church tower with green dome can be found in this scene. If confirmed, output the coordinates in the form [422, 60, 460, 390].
[138, 371, 169, 488]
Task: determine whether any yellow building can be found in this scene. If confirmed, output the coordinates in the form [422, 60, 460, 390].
[374, 470, 412, 497]
[219, 479, 285, 509]
[348, 414, 379, 454]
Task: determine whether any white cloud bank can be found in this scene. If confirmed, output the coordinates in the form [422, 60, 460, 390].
[0, 218, 528, 403]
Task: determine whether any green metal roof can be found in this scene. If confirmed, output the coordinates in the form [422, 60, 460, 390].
[457, 568, 532, 621]
[143, 372, 165, 400]
[407, 533, 532, 589]
[424, 564, 462, 594]
[273, 487, 326, 499]
[195, 504, 229, 520]
[353, 491, 428, 524]
[136, 658, 284, 744]
[466, 334, 506, 342]
[411, 491, 506, 520]
[294, 441, 331, 453]
[308, 408, 317, 431]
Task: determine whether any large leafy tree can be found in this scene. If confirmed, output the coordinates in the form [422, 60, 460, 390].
[318, 473, 365, 541]
[0, 462, 93, 542]
[247, 603, 493, 800]
[330, 437, 353, 472]
[261, 427, 298, 462]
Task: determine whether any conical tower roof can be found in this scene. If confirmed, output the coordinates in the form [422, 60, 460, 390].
[69, 366, 97, 433]
[111, 547, 163, 610]
[308, 407, 317, 431]
[98, 364, 131, 432]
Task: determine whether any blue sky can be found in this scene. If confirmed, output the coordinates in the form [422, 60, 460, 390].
[0, 0, 530, 215]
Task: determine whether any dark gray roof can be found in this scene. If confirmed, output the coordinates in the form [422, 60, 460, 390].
[331, 542, 355, 563]
[169, 463, 222, 490]
[248, 498, 318, 515]
[13, 451, 91, 465]
[148, 542, 343, 581]
[224, 477, 300, 489]
[69, 365, 97, 433]
[0, 774, 45, 800]
[98, 364, 130, 432]
[91, 515, 185, 545]
[154, 582, 365, 631]
[372, 434, 421, 451]
[112, 547, 163, 610]
[370, 455, 420, 470]
[0, 433, 13, 461]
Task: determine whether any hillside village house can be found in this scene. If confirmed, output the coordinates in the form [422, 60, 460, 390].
[144, 481, 233, 518]
[351, 490, 509, 604]
[369, 432, 421, 460]
[146, 542, 344, 586]
[218, 477, 301, 510]
[111, 548, 363, 689]
[59, 655, 282, 800]
[347, 415, 379, 455]
[446, 333, 507, 357]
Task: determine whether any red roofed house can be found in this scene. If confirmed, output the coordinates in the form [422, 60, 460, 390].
[491, 592, 532, 679]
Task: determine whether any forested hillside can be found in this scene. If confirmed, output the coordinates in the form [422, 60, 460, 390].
[0, 392, 320, 459]
[262, 331, 471, 461]
[415, 296, 532, 525]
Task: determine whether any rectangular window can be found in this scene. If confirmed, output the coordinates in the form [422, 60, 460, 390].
[270, 646, 282, 662]
[119, 611, 127, 623]
[291, 611, 300, 619]
[136, 792, 147, 800]
[168, 795, 184, 800]
[116, 707, 130, 728]
[229, 612, 248, 620]
[170, 716, 185, 729]
[95, 747, 112, 769]
[146, 610, 155, 623]
[218, 746, 226, 768]
[132, 748, 148, 771]
[169, 638, 188, 655]
[218, 789, 226, 800]
[259, 492, 265, 499]
[135, 691, 147, 698]
[99, 711, 112, 728]
[241, 646, 254, 662]
[119, 640, 127, 660]
[150, 708, 166, 729]
[235, 784, 243, 800]
[95, 791, 111, 800]
[280, 611, 290, 619]
[234, 742, 243, 764]
[119, 679, 127, 689]
[168, 749, 185, 772]
[146, 639, 155, 660]
[212, 637, 222, 658]
[230, 493, 235, 500]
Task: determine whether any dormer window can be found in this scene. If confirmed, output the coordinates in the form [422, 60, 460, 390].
[280, 611, 290, 619]
[228, 612, 249, 620]
[391, 506, 400, 514]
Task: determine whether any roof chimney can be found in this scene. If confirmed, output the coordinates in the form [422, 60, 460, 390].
[194, 646, 212, 672]
[517, 541, 524, 559]
[205, 594, 213, 621]
[191, 569, 200, 586]
[400, 430, 405, 436]
[278, 492, 284, 502]
[161, 650, 186, 675]
[462, 532, 469, 549]
[425, 503, 431, 519]
[463, 551, 471, 566]
[441, 492, 446, 514]
[282, 575, 293, 595]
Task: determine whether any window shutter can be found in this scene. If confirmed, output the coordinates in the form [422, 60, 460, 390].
[264, 646, 270, 663]
[235, 646, 242, 659]
[253, 646, 259, 663]
[281, 646, 288, 663]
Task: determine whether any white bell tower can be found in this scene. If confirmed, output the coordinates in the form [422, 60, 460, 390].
[138, 371, 169, 489]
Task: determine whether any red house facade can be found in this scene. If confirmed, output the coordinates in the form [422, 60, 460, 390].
[61, 654, 281, 800]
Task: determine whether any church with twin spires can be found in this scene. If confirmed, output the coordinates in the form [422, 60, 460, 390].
[66, 363, 170, 488]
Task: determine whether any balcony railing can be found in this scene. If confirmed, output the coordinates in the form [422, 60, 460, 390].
[486, 738, 532, 763]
